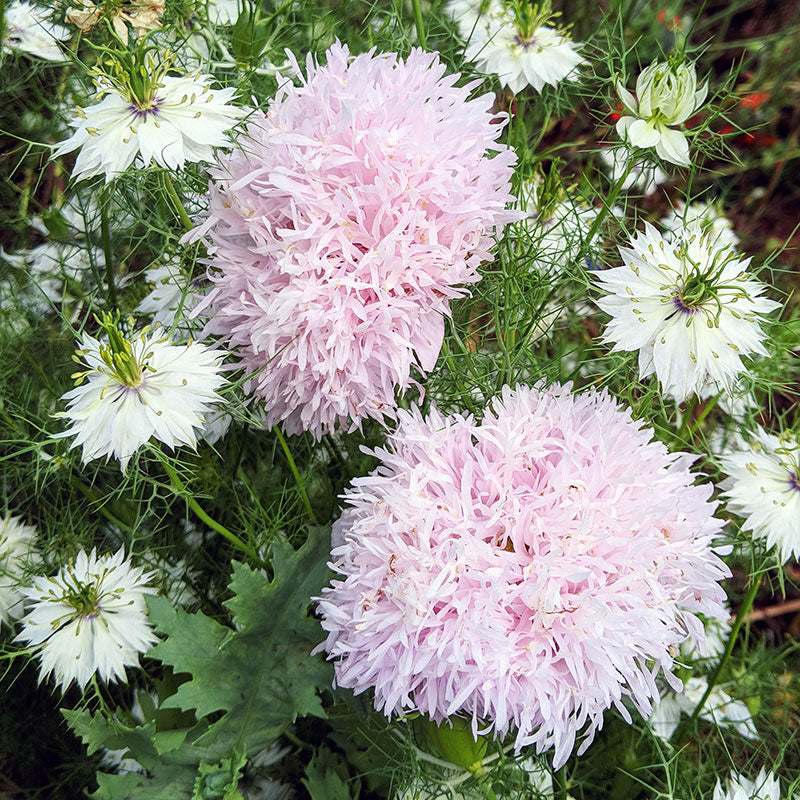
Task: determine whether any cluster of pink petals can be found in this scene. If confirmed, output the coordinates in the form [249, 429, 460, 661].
[316, 384, 730, 766]
[190, 42, 517, 437]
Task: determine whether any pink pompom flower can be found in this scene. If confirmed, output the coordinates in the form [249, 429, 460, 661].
[190, 42, 517, 437]
[316, 384, 730, 767]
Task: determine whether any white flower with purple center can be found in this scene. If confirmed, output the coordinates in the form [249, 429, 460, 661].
[55, 313, 227, 471]
[3, 0, 70, 61]
[15, 549, 157, 691]
[594, 221, 779, 401]
[54, 57, 245, 182]
[720, 427, 800, 563]
[452, 0, 586, 94]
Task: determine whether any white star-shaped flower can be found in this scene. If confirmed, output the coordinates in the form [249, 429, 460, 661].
[720, 427, 800, 563]
[451, 0, 586, 93]
[713, 770, 782, 800]
[54, 66, 245, 182]
[0, 515, 40, 626]
[55, 315, 227, 470]
[16, 549, 157, 691]
[3, 1, 70, 61]
[594, 221, 779, 401]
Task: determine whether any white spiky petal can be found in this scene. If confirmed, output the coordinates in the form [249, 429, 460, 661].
[136, 261, 190, 329]
[713, 770, 782, 800]
[3, 0, 70, 61]
[15, 549, 157, 691]
[661, 200, 740, 251]
[449, 0, 586, 94]
[720, 427, 800, 563]
[594, 221, 779, 401]
[53, 72, 245, 182]
[648, 677, 757, 742]
[55, 329, 227, 471]
[207, 0, 242, 25]
[0, 515, 39, 625]
[680, 607, 730, 666]
[598, 147, 668, 195]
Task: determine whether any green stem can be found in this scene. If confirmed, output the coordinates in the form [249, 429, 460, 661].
[683, 575, 761, 728]
[69, 476, 134, 534]
[100, 193, 116, 310]
[687, 393, 720, 437]
[411, 0, 427, 47]
[553, 763, 568, 800]
[283, 729, 314, 751]
[583, 160, 634, 252]
[163, 173, 193, 232]
[412, 746, 460, 770]
[163, 461, 264, 565]
[273, 426, 317, 524]
[676, 395, 698, 442]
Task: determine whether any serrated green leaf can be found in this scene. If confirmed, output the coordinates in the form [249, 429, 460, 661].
[90, 764, 195, 800]
[90, 773, 142, 800]
[153, 728, 189, 755]
[147, 526, 334, 757]
[302, 749, 359, 800]
[62, 709, 159, 770]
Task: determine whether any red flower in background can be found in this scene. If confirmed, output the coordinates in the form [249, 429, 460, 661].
[739, 92, 770, 111]
[719, 124, 777, 148]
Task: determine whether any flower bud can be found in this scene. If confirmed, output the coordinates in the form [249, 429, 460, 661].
[419, 716, 488, 771]
[615, 59, 707, 167]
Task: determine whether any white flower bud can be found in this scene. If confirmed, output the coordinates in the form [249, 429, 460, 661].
[615, 60, 708, 167]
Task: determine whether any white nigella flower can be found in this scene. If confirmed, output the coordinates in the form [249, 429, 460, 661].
[55, 314, 227, 471]
[29, 191, 101, 238]
[719, 427, 800, 563]
[3, 1, 70, 61]
[200, 406, 234, 445]
[713, 770, 782, 800]
[680, 608, 730, 667]
[54, 49, 245, 182]
[661, 200, 740, 251]
[616, 59, 707, 167]
[648, 677, 758, 742]
[518, 174, 603, 273]
[0, 515, 39, 625]
[207, 0, 242, 25]
[453, 0, 586, 93]
[447, 0, 502, 45]
[1, 239, 102, 314]
[594, 221, 779, 401]
[598, 147, 668, 195]
[136, 261, 190, 329]
[15, 549, 157, 691]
